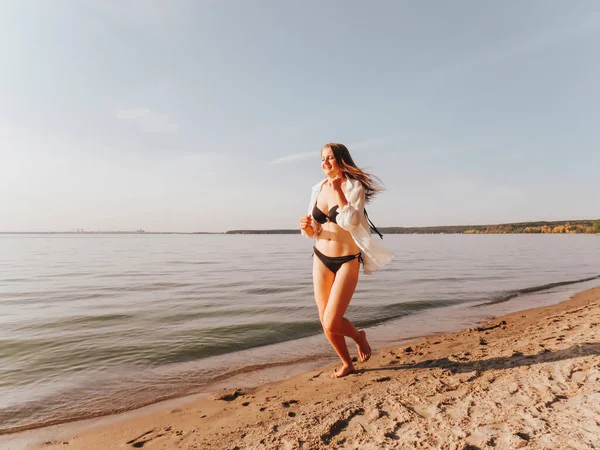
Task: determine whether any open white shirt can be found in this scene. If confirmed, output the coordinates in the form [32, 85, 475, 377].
[301, 177, 395, 275]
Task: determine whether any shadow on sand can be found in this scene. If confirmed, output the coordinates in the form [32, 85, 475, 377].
[361, 342, 600, 375]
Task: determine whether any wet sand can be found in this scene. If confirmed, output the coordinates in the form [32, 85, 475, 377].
[10, 286, 600, 449]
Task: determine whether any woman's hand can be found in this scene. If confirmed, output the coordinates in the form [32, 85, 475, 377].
[300, 215, 313, 231]
[329, 175, 344, 192]
[329, 175, 349, 208]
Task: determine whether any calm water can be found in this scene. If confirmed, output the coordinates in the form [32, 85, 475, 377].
[1, 233, 599, 433]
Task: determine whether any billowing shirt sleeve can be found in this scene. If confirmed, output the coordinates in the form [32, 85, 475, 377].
[336, 183, 366, 231]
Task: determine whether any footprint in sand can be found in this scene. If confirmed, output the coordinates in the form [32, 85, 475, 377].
[126, 426, 178, 448]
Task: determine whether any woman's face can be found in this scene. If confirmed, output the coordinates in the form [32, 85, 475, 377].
[321, 147, 342, 177]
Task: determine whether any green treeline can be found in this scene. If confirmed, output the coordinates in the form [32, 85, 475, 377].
[226, 219, 600, 235]
[226, 229, 299, 235]
[381, 219, 597, 235]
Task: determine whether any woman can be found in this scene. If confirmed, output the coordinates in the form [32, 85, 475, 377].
[299, 143, 395, 378]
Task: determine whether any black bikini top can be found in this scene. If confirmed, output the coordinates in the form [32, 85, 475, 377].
[312, 204, 339, 224]
[310, 180, 385, 239]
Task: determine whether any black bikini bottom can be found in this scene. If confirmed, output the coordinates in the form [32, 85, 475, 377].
[313, 246, 362, 274]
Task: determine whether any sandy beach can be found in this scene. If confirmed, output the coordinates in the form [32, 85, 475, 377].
[9, 285, 600, 449]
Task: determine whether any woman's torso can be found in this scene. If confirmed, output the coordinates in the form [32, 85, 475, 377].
[313, 182, 360, 256]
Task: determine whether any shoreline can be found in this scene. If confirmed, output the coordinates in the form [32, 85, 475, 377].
[3, 275, 597, 439]
[3, 284, 599, 449]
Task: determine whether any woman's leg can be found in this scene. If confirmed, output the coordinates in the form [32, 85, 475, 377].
[339, 318, 371, 363]
[323, 258, 361, 377]
[313, 255, 335, 324]
[313, 256, 357, 377]
[313, 256, 371, 377]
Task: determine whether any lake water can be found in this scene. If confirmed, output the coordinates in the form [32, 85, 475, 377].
[1, 233, 599, 434]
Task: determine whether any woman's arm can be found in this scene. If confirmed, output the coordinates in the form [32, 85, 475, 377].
[300, 215, 315, 238]
[334, 180, 366, 232]
[300, 183, 324, 239]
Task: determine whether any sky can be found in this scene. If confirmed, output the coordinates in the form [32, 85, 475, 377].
[1, 0, 599, 232]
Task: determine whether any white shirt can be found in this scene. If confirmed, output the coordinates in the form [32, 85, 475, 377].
[301, 177, 395, 275]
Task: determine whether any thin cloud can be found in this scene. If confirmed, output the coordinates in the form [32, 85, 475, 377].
[116, 107, 178, 133]
[268, 151, 316, 165]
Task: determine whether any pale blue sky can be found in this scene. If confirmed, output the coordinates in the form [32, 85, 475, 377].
[1, 1, 598, 232]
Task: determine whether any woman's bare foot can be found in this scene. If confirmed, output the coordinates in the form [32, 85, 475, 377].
[330, 363, 355, 379]
[356, 329, 371, 362]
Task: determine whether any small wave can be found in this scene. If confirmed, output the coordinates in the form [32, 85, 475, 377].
[409, 275, 508, 284]
[211, 353, 332, 382]
[37, 272, 93, 279]
[18, 314, 134, 332]
[243, 286, 303, 295]
[166, 260, 213, 265]
[409, 276, 464, 284]
[0, 290, 122, 304]
[352, 298, 465, 328]
[160, 306, 314, 323]
[93, 272, 158, 278]
[90, 281, 195, 293]
[473, 275, 600, 307]
[203, 281, 248, 290]
[153, 321, 323, 365]
[0, 289, 71, 300]
[161, 299, 466, 364]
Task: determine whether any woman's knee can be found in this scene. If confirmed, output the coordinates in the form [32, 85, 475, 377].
[318, 311, 325, 325]
[322, 313, 343, 334]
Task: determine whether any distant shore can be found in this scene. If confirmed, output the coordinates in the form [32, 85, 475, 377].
[0, 231, 221, 235]
[1, 219, 598, 235]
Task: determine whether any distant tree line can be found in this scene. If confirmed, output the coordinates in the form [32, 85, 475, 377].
[226, 219, 600, 235]
[382, 220, 599, 235]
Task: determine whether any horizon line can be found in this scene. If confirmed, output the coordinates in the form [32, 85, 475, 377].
[1, 218, 597, 235]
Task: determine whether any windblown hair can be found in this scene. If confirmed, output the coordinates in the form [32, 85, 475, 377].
[322, 142, 384, 203]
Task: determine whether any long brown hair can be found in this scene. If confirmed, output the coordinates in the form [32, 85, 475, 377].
[322, 143, 383, 203]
